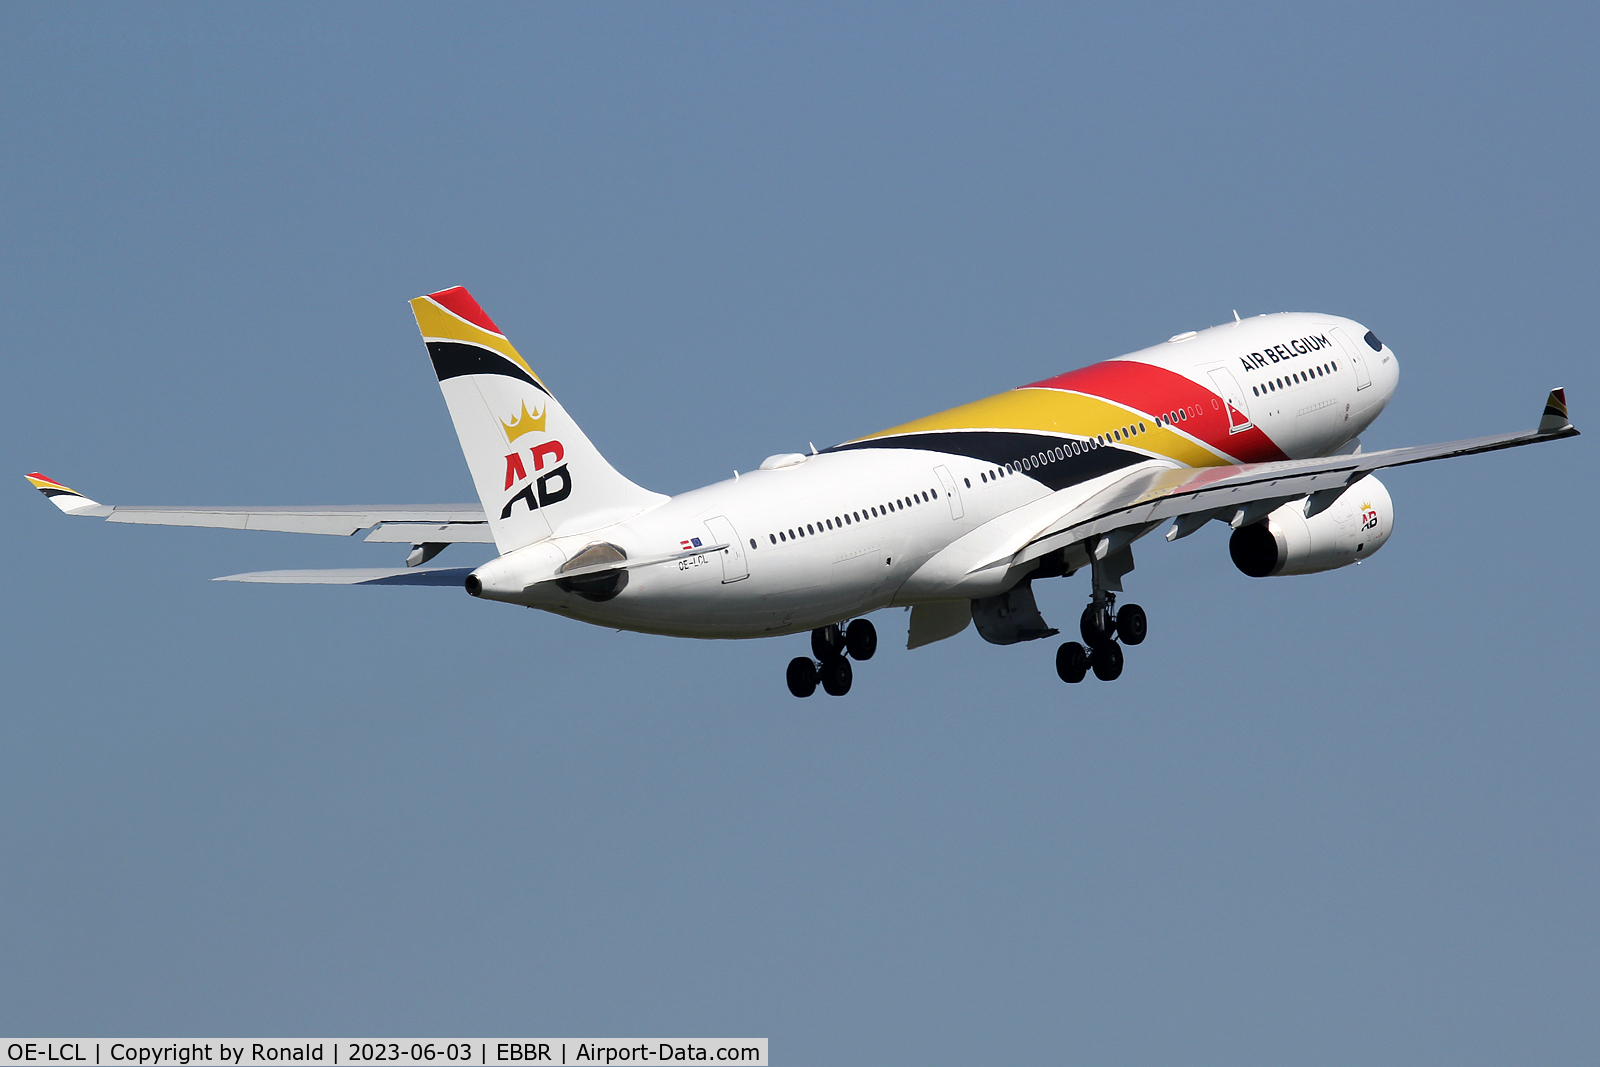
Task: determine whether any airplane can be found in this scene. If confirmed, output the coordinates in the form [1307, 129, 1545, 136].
[28, 287, 1578, 697]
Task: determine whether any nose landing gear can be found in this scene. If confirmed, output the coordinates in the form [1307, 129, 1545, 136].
[1059, 593, 1145, 684]
[786, 619, 877, 697]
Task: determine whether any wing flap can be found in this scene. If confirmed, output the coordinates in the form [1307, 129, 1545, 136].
[363, 521, 496, 544]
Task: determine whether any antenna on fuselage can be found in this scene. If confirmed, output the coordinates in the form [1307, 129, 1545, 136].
[810, 442, 818, 455]
[1233, 309, 1241, 323]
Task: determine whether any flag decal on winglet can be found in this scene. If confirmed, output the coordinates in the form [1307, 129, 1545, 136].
[1539, 388, 1571, 434]
[24, 473, 108, 515]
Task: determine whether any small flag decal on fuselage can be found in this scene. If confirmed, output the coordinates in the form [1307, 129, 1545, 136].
[680, 537, 703, 550]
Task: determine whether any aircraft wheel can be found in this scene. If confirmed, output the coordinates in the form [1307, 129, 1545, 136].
[820, 656, 853, 696]
[1116, 603, 1147, 646]
[811, 623, 845, 662]
[786, 657, 818, 698]
[1080, 603, 1113, 646]
[1055, 641, 1088, 683]
[1090, 641, 1124, 681]
[845, 618, 878, 661]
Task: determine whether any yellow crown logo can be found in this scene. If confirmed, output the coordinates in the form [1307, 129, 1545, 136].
[1360, 501, 1373, 511]
[501, 400, 546, 443]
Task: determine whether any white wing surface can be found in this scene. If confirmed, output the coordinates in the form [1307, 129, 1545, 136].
[999, 388, 1577, 573]
[24, 474, 491, 541]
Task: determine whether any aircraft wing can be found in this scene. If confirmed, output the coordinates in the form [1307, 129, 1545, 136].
[1008, 387, 1577, 570]
[23, 474, 492, 542]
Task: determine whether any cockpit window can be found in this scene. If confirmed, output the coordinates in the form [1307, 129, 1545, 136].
[1363, 330, 1383, 352]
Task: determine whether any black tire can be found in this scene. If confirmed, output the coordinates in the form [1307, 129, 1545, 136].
[820, 656, 853, 696]
[845, 618, 878, 661]
[1090, 640, 1124, 681]
[811, 624, 845, 661]
[1080, 603, 1113, 646]
[1055, 641, 1088, 683]
[1116, 603, 1147, 646]
[786, 657, 818, 698]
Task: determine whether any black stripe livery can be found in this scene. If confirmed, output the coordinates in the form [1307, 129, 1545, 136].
[827, 430, 1145, 491]
[427, 341, 549, 394]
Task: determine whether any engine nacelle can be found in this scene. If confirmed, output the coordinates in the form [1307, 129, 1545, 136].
[1229, 474, 1393, 577]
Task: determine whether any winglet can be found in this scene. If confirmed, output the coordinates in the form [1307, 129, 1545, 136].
[1538, 388, 1572, 434]
[25, 473, 110, 515]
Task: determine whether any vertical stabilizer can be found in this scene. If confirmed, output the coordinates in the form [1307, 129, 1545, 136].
[410, 287, 666, 553]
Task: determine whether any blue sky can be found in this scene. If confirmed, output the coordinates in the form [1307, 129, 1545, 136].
[3, 3, 1596, 1062]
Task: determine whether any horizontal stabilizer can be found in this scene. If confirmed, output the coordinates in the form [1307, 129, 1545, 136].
[212, 567, 475, 586]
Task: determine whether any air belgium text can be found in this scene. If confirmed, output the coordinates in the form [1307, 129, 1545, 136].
[1238, 333, 1332, 373]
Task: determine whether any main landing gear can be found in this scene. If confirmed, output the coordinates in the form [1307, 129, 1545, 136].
[787, 619, 877, 697]
[1055, 594, 1146, 683]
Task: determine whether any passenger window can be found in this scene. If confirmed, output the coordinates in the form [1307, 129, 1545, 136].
[963, 478, 971, 488]
[749, 538, 756, 549]
[770, 534, 776, 544]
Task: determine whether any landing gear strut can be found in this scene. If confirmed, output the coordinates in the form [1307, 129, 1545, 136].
[1059, 590, 1147, 684]
[786, 619, 877, 697]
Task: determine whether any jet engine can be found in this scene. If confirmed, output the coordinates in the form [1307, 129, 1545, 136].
[1229, 474, 1393, 577]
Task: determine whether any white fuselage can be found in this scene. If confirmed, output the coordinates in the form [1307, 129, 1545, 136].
[470, 313, 1399, 637]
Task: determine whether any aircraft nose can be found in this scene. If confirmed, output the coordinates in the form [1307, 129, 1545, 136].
[1376, 330, 1398, 392]
[1356, 324, 1399, 397]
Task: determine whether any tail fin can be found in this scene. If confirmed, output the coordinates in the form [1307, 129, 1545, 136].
[411, 287, 665, 553]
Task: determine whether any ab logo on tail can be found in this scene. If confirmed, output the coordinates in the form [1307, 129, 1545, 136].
[498, 402, 572, 519]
